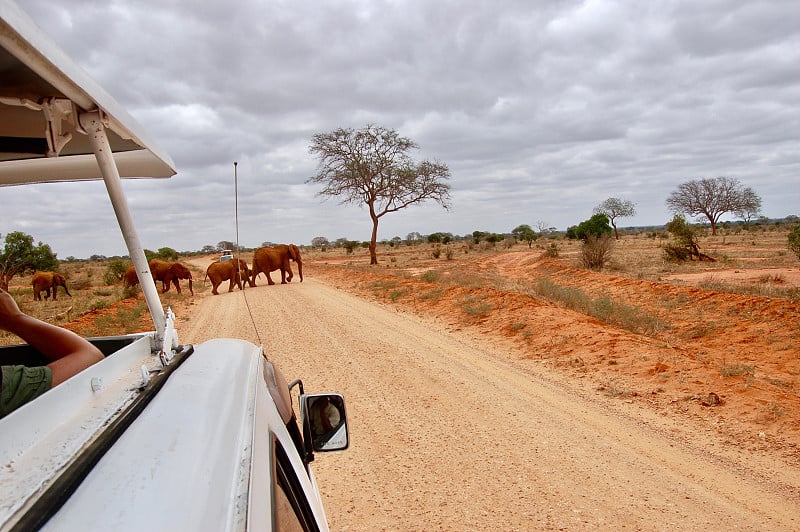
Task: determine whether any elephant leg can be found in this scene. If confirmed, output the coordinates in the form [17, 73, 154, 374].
[45, 288, 52, 300]
[266, 271, 276, 285]
[52, 286, 58, 301]
[173, 278, 181, 294]
[211, 280, 220, 295]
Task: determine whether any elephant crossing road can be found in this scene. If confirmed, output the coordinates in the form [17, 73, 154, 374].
[123, 259, 194, 295]
[251, 244, 303, 286]
[205, 258, 253, 295]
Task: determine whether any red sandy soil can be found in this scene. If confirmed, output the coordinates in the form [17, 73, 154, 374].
[306, 247, 800, 460]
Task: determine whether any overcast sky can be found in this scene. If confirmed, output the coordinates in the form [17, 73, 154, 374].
[3, 0, 799, 258]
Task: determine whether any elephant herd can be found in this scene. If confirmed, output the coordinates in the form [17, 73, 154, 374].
[124, 259, 194, 295]
[29, 244, 302, 301]
[205, 244, 303, 295]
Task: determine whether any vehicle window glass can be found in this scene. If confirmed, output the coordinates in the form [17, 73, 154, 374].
[273, 437, 317, 532]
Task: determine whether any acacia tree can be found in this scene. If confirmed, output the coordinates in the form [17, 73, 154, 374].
[308, 125, 451, 265]
[0, 231, 59, 290]
[593, 197, 636, 240]
[734, 187, 762, 224]
[512, 224, 538, 248]
[665, 177, 761, 235]
[311, 236, 330, 249]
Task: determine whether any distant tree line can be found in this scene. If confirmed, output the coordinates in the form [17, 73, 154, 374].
[3, 168, 796, 278]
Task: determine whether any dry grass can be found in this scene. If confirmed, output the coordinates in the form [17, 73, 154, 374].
[0, 260, 204, 346]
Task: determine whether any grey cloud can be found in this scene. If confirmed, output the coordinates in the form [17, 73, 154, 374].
[4, 0, 797, 258]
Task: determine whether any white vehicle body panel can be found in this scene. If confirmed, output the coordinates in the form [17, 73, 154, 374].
[42, 339, 260, 531]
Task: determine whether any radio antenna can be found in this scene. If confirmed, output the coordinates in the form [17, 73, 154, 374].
[234, 161, 240, 266]
[233, 161, 262, 346]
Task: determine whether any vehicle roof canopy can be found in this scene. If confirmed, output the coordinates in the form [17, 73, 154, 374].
[0, 0, 176, 186]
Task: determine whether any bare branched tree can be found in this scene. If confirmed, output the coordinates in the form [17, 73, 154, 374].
[308, 125, 451, 264]
[734, 187, 762, 224]
[666, 177, 761, 235]
[594, 198, 636, 240]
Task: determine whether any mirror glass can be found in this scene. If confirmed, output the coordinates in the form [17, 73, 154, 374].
[302, 393, 349, 452]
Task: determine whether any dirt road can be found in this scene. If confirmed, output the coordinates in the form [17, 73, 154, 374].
[178, 278, 799, 531]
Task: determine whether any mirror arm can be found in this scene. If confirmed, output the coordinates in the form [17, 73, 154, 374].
[288, 379, 304, 395]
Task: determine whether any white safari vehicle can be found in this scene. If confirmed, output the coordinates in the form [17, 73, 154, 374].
[0, 1, 348, 530]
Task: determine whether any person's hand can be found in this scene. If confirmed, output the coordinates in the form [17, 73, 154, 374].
[0, 287, 24, 331]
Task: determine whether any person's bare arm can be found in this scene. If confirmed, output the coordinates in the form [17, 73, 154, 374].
[0, 288, 103, 386]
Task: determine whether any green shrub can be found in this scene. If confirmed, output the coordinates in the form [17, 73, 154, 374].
[90, 300, 108, 311]
[788, 224, 800, 260]
[460, 295, 492, 317]
[419, 288, 444, 301]
[421, 270, 440, 283]
[104, 259, 130, 285]
[566, 213, 612, 240]
[663, 243, 691, 262]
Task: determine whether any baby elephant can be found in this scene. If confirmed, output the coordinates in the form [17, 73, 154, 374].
[205, 259, 253, 295]
[31, 271, 71, 301]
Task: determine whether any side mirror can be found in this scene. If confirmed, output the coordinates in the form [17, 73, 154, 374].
[300, 393, 349, 453]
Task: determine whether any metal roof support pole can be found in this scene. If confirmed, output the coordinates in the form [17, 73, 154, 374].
[79, 110, 166, 345]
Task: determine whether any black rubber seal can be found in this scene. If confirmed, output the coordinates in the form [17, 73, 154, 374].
[9, 344, 195, 531]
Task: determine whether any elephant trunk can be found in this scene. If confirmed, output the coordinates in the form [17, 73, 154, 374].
[188, 278, 194, 296]
[297, 260, 303, 282]
[63, 284, 72, 297]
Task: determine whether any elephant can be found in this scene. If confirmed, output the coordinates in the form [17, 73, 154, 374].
[123, 265, 139, 289]
[251, 244, 303, 286]
[123, 260, 193, 295]
[31, 271, 71, 301]
[205, 258, 253, 295]
[148, 259, 194, 295]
